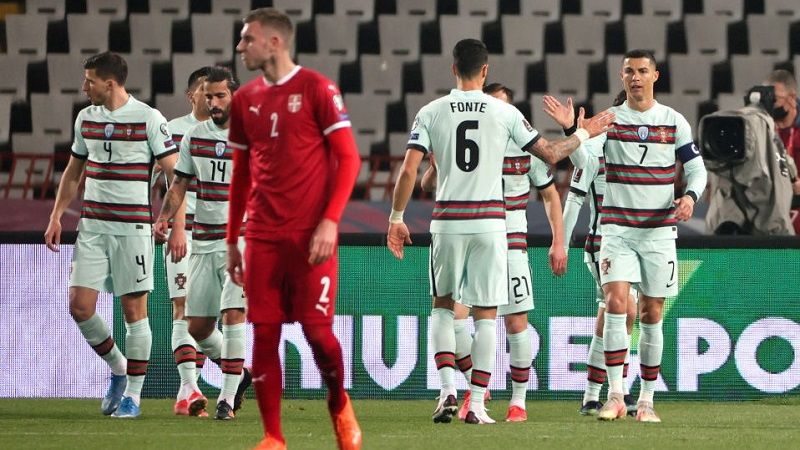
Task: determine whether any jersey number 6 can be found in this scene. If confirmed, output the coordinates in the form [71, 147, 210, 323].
[456, 120, 479, 172]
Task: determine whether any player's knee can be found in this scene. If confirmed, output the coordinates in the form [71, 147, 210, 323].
[188, 318, 215, 340]
[68, 290, 95, 322]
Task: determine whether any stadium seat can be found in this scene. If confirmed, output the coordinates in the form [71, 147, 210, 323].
[684, 14, 729, 63]
[345, 94, 387, 149]
[669, 54, 713, 98]
[129, 13, 175, 62]
[453, 0, 498, 22]
[529, 93, 568, 139]
[235, 56, 262, 86]
[702, 0, 743, 22]
[485, 55, 527, 101]
[395, 0, 436, 22]
[4, 133, 57, 199]
[315, 14, 361, 63]
[591, 90, 624, 111]
[25, 0, 65, 21]
[765, 0, 800, 19]
[86, 0, 127, 22]
[421, 55, 457, 96]
[655, 93, 699, 135]
[641, 0, 682, 21]
[624, 15, 669, 62]
[361, 55, 404, 102]
[388, 132, 410, 157]
[562, 15, 607, 62]
[150, 0, 190, 21]
[211, 0, 252, 17]
[30, 94, 74, 144]
[5, 14, 48, 62]
[121, 54, 153, 102]
[334, 0, 374, 22]
[47, 54, 88, 101]
[545, 54, 592, 103]
[716, 93, 743, 111]
[172, 54, 218, 94]
[581, 0, 622, 22]
[155, 92, 189, 121]
[192, 14, 237, 62]
[67, 14, 111, 56]
[405, 93, 438, 130]
[296, 53, 344, 84]
[501, 15, 547, 62]
[796, 55, 800, 79]
[605, 54, 624, 92]
[730, 55, 780, 96]
[747, 15, 792, 61]
[0, 55, 29, 102]
[378, 15, 422, 61]
[519, 0, 561, 22]
[0, 94, 13, 145]
[439, 15, 484, 55]
[273, 0, 313, 23]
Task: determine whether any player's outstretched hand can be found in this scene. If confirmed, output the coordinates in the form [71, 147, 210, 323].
[227, 243, 245, 286]
[578, 108, 616, 138]
[387, 222, 412, 260]
[549, 244, 567, 276]
[673, 195, 695, 222]
[309, 218, 338, 265]
[44, 218, 61, 252]
[167, 226, 187, 263]
[542, 95, 575, 129]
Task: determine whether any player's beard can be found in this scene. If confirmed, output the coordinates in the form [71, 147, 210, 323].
[211, 108, 229, 126]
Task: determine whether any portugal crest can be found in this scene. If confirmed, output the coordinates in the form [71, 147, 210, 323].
[214, 141, 226, 157]
[174, 273, 187, 290]
[288, 94, 302, 113]
[601, 258, 611, 275]
[658, 127, 669, 143]
[637, 126, 649, 141]
[104, 123, 115, 139]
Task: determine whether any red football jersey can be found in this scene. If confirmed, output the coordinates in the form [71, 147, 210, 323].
[228, 66, 351, 234]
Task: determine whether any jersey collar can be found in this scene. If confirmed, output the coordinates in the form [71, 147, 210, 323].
[266, 65, 302, 87]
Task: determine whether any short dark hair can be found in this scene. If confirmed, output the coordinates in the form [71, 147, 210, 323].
[244, 8, 294, 45]
[623, 49, 657, 69]
[612, 90, 627, 106]
[204, 66, 239, 93]
[187, 66, 213, 92]
[83, 51, 128, 85]
[483, 82, 514, 102]
[766, 69, 797, 95]
[453, 39, 488, 79]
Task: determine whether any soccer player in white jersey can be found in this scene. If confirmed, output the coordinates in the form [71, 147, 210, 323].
[160, 66, 213, 416]
[421, 83, 568, 423]
[544, 91, 639, 416]
[387, 39, 614, 424]
[155, 66, 250, 421]
[568, 50, 707, 422]
[45, 52, 180, 418]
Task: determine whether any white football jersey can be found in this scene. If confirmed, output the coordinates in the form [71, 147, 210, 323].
[408, 89, 540, 234]
[598, 100, 699, 240]
[166, 113, 200, 230]
[503, 149, 554, 250]
[568, 136, 605, 262]
[72, 96, 175, 236]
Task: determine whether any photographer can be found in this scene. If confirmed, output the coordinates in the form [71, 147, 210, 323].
[766, 70, 800, 233]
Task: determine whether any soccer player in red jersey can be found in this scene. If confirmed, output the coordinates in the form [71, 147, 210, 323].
[225, 8, 362, 450]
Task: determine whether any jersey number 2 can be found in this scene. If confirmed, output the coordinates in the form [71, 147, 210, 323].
[315, 276, 331, 316]
[456, 120, 479, 172]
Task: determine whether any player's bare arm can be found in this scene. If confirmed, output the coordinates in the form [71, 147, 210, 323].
[387, 149, 425, 260]
[529, 109, 615, 164]
[45, 156, 87, 252]
[540, 184, 567, 276]
[155, 174, 189, 262]
[420, 153, 437, 193]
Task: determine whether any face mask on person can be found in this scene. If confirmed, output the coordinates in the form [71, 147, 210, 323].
[771, 105, 789, 121]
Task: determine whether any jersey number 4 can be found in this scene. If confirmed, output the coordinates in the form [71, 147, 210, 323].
[456, 120, 479, 172]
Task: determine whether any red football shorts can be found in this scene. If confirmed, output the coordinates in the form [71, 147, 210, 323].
[244, 231, 338, 325]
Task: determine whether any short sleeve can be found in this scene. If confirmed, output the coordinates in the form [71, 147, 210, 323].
[148, 110, 177, 159]
[674, 112, 700, 163]
[313, 77, 351, 136]
[174, 128, 195, 178]
[569, 138, 603, 196]
[71, 112, 88, 159]
[528, 158, 554, 189]
[228, 91, 249, 151]
[406, 109, 430, 154]
[509, 107, 540, 152]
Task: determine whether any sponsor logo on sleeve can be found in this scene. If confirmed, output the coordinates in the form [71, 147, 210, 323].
[523, 119, 534, 132]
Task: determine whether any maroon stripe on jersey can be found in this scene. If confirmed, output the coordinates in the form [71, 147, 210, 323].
[606, 163, 676, 185]
[189, 138, 233, 159]
[81, 121, 148, 141]
[609, 124, 677, 144]
[507, 232, 528, 251]
[81, 200, 151, 223]
[196, 180, 231, 202]
[505, 192, 530, 211]
[584, 234, 602, 254]
[602, 205, 677, 228]
[503, 156, 531, 175]
[172, 134, 184, 144]
[432, 200, 506, 221]
[85, 160, 151, 182]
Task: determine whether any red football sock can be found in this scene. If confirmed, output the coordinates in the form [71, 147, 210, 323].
[302, 324, 346, 413]
[252, 324, 284, 443]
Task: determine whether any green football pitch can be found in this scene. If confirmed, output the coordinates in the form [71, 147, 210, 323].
[1, 398, 799, 449]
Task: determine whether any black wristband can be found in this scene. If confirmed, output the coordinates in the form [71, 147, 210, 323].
[563, 124, 578, 136]
[685, 191, 699, 203]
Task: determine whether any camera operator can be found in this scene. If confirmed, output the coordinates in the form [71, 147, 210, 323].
[765, 70, 800, 233]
